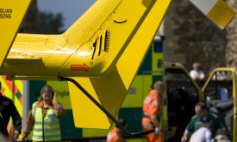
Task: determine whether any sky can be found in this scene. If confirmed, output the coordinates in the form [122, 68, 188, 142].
[37, 0, 96, 30]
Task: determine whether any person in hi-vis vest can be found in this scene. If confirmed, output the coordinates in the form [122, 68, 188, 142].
[142, 81, 165, 142]
[21, 85, 65, 142]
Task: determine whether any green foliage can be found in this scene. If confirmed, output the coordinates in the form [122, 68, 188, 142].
[20, 0, 64, 34]
[36, 12, 64, 34]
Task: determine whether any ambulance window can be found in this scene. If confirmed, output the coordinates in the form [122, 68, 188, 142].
[204, 71, 233, 101]
[154, 40, 163, 53]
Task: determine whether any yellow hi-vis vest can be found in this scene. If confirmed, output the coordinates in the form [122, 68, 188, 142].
[32, 102, 61, 141]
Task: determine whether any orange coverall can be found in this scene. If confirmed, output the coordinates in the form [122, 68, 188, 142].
[142, 90, 163, 142]
[106, 128, 124, 142]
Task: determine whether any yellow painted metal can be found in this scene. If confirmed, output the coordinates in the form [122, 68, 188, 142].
[115, 0, 170, 89]
[202, 67, 236, 92]
[163, 63, 203, 141]
[121, 75, 157, 108]
[82, 128, 109, 138]
[126, 139, 146, 142]
[233, 70, 237, 142]
[122, 76, 144, 108]
[1, 0, 230, 132]
[68, 0, 171, 129]
[0, 0, 32, 66]
[165, 63, 203, 100]
[121, 75, 152, 107]
[142, 75, 153, 99]
[0, 0, 232, 77]
[3, 34, 68, 77]
[202, 67, 237, 141]
[47, 81, 72, 109]
[63, 0, 161, 76]
[207, 0, 235, 29]
[0, 0, 168, 79]
[15, 81, 23, 95]
[0, 0, 232, 78]
[68, 76, 116, 128]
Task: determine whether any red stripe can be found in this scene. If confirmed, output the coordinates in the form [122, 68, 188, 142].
[19, 96, 23, 104]
[1, 76, 23, 105]
[2, 76, 18, 94]
[70, 64, 89, 70]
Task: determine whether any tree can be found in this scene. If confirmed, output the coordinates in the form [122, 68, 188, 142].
[20, 0, 64, 34]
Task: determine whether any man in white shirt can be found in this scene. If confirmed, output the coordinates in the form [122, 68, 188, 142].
[190, 62, 205, 80]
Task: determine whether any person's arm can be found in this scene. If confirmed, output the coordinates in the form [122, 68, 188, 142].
[21, 111, 35, 140]
[52, 95, 66, 118]
[147, 95, 162, 135]
[9, 100, 22, 139]
[181, 130, 190, 142]
[181, 117, 195, 142]
[114, 135, 123, 142]
[53, 102, 66, 118]
[149, 97, 161, 128]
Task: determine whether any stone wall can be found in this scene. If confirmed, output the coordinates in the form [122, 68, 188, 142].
[163, 0, 230, 74]
[226, 0, 237, 66]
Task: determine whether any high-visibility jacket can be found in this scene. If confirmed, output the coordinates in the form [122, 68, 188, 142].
[142, 90, 161, 128]
[106, 128, 124, 142]
[32, 102, 61, 141]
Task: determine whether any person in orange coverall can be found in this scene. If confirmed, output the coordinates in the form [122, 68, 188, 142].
[142, 81, 165, 142]
[106, 119, 127, 142]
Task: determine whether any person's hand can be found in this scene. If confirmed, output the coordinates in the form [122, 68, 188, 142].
[155, 127, 160, 134]
[21, 137, 28, 142]
[52, 93, 58, 105]
[13, 130, 19, 139]
[181, 136, 187, 142]
[21, 132, 28, 141]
